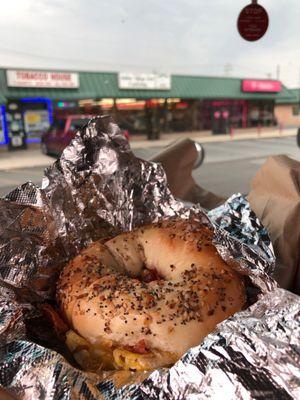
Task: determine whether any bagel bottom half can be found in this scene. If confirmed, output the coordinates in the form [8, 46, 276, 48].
[57, 218, 246, 371]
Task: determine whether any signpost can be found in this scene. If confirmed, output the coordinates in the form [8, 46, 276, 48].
[237, 1, 269, 42]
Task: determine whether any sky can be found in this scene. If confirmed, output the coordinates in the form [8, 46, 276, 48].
[0, 0, 300, 87]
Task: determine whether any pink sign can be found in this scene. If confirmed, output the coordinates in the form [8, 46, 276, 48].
[242, 80, 281, 93]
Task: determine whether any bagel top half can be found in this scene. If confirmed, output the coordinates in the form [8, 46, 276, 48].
[57, 218, 246, 366]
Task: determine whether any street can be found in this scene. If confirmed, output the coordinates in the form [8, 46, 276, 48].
[0, 136, 299, 199]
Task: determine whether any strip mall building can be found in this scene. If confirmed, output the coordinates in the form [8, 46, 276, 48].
[0, 68, 296, 148]
[275, 88, 300, 127]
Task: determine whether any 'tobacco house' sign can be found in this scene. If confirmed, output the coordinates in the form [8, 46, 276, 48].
[242, 79, 282, 93]
[6, 70, 79, 89]
[118, 72, 171, 90]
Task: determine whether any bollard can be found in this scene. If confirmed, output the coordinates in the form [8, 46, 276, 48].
[279, 122, 283, 136]
[230, 126, 234, 139]
[257, 124, 261, 137]
[297, 128, 300, 148]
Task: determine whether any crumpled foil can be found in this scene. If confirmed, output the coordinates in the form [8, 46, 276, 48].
[0, 116, 298, 399]
[141, 288, 300, 400]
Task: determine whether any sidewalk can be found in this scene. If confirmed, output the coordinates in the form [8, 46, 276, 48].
[130, 126, 297, 149]
[0, 127, 296, 171]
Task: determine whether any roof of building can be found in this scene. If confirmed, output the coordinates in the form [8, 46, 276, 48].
[276, 88, 300, 104]
[0, 68, 296, 102]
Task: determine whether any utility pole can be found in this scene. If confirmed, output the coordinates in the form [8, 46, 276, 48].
[298, 67, 300, 111]
[276, 64, 281, 80]
[224, 63, 233, 77]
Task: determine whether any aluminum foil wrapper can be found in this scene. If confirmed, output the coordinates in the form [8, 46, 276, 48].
[141, 287, 300, 400]
[0, 116, 298, 399]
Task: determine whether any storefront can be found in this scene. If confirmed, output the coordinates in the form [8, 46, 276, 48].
[275, 88, 300, 128]
[0, 69, 79, 149]
[0, 92, 8, 145]
[0, 68, 295, 148]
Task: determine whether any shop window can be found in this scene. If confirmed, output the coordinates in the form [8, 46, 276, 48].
[292, 106, 300, 116]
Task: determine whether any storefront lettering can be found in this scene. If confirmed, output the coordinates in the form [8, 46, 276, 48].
[118, 72, 171, 90]
[50, 73, 72, 81]
[242, 79, 281, 93]
[16, 71, 48, 80]
[6, 70, 79, 88]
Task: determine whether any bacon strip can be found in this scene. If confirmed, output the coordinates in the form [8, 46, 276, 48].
[41, 304, 69, 338]
[125, 339, 148, 354]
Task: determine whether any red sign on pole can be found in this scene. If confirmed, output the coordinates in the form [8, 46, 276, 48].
[237, 1, 269, 42]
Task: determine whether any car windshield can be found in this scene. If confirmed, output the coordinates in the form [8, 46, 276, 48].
[54, 119, 66, 130]
[69, 118, 91, 131]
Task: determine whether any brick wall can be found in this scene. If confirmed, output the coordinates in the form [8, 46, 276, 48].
[275, 104, 300, 127]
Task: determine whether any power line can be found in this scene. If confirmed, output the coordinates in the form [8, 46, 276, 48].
[0, 46, 219, 69]
[224, 63, 233, 76]
[0, 46, 150, 68]
[0, 46, 278, 78]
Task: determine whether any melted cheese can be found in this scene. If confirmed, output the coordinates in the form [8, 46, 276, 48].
[65, 329, 176, 371]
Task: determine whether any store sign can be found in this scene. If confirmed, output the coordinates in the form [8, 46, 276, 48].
[6, 70, 79, 89]
[118, 72, 171, 90]
[242, 80, 282, 93]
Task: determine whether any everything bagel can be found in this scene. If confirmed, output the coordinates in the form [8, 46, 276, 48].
[57, 218, 246, 371]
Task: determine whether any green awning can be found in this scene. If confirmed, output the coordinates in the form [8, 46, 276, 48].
[0, 90, 5, 104]
[276, 88, 300, 104]
[0, 68, 296, 102]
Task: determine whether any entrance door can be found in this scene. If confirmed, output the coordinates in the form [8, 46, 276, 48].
[212, 108, 229, 134]
[6, 101, 27, 150]
[21, 99, 51, 142]
[203, 100, 246, 131]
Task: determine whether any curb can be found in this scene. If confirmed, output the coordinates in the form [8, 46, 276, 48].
[0, 131, 296, 171]
[130, 130, 296, 149]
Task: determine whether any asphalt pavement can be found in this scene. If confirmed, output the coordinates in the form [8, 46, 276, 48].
[0, 136, 299, 198]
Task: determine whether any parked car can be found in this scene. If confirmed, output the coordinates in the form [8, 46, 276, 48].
[41, 115, 129, 156]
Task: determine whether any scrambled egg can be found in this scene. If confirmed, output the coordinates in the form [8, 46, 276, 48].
[66, 330, 175, 372]
[113, 348, 157, 371]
